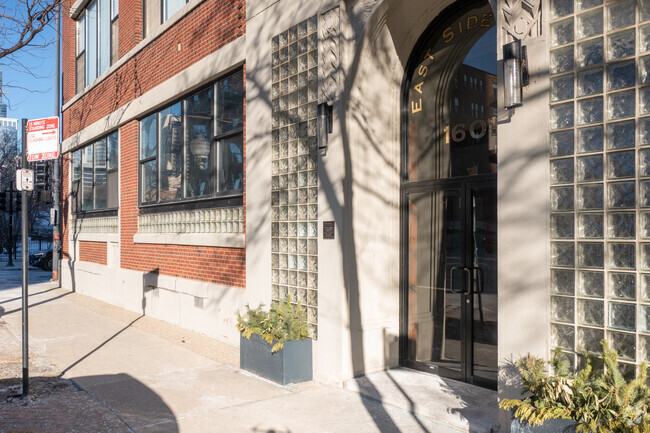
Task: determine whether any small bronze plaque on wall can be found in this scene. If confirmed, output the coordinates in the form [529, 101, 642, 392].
[323, 221, 335, 240]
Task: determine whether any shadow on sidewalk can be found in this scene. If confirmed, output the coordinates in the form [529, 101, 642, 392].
[0, 374, 179, 433]
[0, 291, 72, 317]
[0, 287, 60, 306]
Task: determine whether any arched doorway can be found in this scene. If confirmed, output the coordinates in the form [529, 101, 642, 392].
[400, 0, 498, 390]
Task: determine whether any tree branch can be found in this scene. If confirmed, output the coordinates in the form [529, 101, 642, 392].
[0, 0, 62, 61]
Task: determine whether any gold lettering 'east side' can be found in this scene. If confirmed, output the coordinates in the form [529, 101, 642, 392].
[410, 50, 434, 113]
[443, 13, 493, 43]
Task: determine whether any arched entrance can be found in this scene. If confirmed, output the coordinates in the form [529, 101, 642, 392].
[400, 0, 498, 389]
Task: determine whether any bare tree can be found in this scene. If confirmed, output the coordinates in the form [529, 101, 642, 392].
[0, 0, 62, 60]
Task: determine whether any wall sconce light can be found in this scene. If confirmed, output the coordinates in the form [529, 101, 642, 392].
[317, 102, 333, 153]
[503, 39, 529, 109]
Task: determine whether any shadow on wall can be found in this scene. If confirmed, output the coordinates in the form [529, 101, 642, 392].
[62, 186, 77, 294]
[143, 267, 160, 315]
[0, 374, 179, 432]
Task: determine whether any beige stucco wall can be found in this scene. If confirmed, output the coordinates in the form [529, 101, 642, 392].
[494, 0, 551, 402]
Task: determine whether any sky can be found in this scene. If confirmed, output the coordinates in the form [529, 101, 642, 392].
[463, 27, 498, 75]
[1, 6, 58, 125]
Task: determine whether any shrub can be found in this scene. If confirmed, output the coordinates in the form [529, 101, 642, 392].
[500, 341, 650, 433]
[236, 297, 311, 353]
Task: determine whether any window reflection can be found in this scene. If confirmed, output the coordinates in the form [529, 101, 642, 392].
[94, 139, 107, 209]
[159, 103, 182, 201]
[82, 146, 94, 211]
[72, 131, 119, 213]
[186, 88, 213, 198]
[217, 136, 243, 192]
[138, 69, 244, 206]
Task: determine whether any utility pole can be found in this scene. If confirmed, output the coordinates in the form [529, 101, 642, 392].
[52, 5, 61, 283]
[20, 118, 29, 397]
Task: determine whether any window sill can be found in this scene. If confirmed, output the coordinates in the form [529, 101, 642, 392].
[133, 233, 244, 248]
[75, 233, 120, 243]
[139, 195, 243, 214]
[73, 209, 119, 218]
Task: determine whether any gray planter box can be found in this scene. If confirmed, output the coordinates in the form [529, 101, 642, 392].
[511, 418, 578, 433]
[239, 333, 312, 385]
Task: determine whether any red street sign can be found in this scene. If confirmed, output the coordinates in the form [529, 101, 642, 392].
[27, 117, 59, 161]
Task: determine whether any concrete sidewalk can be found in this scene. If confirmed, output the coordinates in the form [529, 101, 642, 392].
[0, 265, 498, 433]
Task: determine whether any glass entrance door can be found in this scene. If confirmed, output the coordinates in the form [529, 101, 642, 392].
[400, 0, 497, 389]
[403, 176, 497, 389]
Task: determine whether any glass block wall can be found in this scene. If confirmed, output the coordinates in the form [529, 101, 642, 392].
[549, 0, 650, 377]
[270, 16, 320, 337]
[139, 207, 244, 234]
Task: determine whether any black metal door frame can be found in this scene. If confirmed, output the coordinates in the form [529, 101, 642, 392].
[399, 173, 496, 389]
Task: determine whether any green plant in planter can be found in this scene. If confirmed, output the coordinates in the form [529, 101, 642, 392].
[236, 296, 311, 353]
[500, 340, 650, 433]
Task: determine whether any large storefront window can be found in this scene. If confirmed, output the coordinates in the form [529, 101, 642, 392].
[71, 131, 119, 213]
[138, 69, 244, 206]
[549, 0, 650, 377]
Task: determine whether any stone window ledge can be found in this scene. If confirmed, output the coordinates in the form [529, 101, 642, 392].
[133, 233, 244, 249]
[74, 233, 120, 243]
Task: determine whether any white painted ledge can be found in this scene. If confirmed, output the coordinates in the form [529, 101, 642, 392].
[76, 260, 107, 272]
[74, 233, 120, 243]
[133, 233, 244, 248]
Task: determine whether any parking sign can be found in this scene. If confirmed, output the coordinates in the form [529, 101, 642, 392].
[27, 117, 59, 161]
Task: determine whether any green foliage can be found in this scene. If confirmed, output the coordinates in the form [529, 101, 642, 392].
[500, 341, 650, 433]
[236, 296, 311, 353]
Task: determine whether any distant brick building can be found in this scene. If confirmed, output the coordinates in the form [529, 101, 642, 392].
[60, 0, 650, 428]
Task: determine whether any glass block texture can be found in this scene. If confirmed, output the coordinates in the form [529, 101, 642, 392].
[549, 1, 650, 372]
[138, 207, 244, 234]
[271, 16, 319, 334]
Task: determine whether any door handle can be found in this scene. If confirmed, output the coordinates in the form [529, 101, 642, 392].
[449, 266, 463, 294]
[470, 267, 484, 293]
[463, 267, 472, 295]
[450, 266, 473, 295]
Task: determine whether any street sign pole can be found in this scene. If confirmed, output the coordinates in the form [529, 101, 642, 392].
[20, 118, 29, 397]
[20, 114, 58, 397]
[53, 5, 61, 283]
[7, 182, 14, 267]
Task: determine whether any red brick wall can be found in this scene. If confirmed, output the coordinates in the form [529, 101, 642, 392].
[119, 0, 144, 57]
[79, 241, 108, 265]
[61, 0, 247, 288]
[62, 1, 75, 105]
[61, 0, 246, 138]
